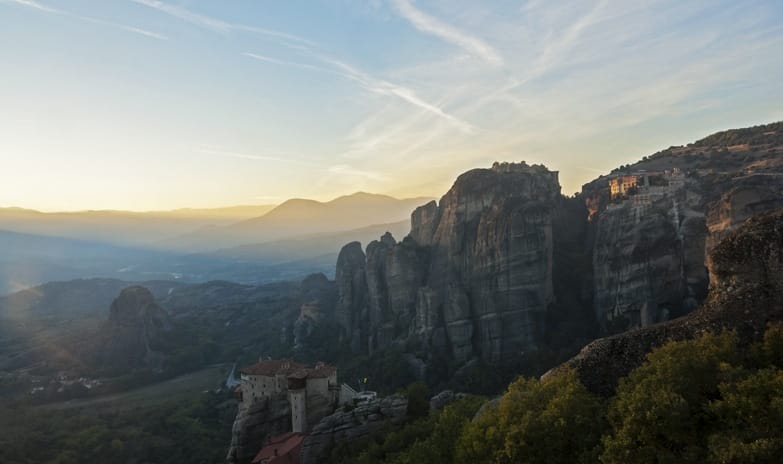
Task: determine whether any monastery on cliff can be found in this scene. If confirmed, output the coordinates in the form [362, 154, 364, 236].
[237, 358, 357, 434]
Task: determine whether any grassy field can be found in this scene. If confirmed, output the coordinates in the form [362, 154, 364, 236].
[38, 363, 232, 412]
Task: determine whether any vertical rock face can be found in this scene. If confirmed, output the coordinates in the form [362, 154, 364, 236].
[226, 396, 291, 464]
[336, 162, 564, 364]
[549, 209, 783, 396]
[102, 286, 171, 370]
[705, 180, 783, 258]
[590, 182, 708, 330]
[334, 242, 368, 352]
[587, 169, 783, 333]
[333, 122, 783, 370]
[293, 273, 338, 350]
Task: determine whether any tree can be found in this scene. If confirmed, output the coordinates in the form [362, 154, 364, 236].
[405, 382, 431, 418]
[601, 332, 738, 464]
[457, 368, 605, 464]
[707, 367, 783, 463]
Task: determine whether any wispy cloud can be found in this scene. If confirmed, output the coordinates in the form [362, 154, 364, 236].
[130, 0, 230, 32]
[6, 0, 55, 13]
[527, 0, 608, 79]
[3, 0, 166, 39]
[316, 55, 476, 133]
[137, 0, 477, 138]
[130, 0, 314, 46]
[391, 0, 503, 66]
[121, 26, 167, 40]
[243, 52, 331, 74]
[242, 50, 476, 134]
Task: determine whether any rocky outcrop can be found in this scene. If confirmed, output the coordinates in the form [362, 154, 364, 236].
[226, 395, 291, 464]
[336, 162, 567, 365]
[293, 273, 338, 350]
[584, 126, 783, 333]
[300, 394, 408, 464]
[706, 178, 783, 254]
[101, 286, 171, 370]
[548, 209, 783, 396]
[429, 390, 466, 412]
[590, 181, 708, 330]
[335, 242, 368, 352]
[334, 123, 783, 374]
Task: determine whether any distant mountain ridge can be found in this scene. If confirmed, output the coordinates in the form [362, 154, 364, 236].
[212, 220, 410, 264]
[166, 192, 433, 252]
[0, 204, 277, 246]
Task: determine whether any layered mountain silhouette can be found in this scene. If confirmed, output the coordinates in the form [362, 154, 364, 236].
[0, 204, 276, 246]
[164, 192, 432, 252]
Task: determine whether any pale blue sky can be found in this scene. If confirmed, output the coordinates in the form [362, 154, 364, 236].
[1, 0, 782, 211]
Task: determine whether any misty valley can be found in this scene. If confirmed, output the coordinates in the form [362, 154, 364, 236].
[3, 0, 783, 462]
[1, 123, 783, 463]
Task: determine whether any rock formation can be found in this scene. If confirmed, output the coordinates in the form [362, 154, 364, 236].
[334, 242, 368, 352]
[333, 122, 783, 375]
[299, 394, 408, 464]
[547, 209, 783, 396]
[101, 286, 171, 371]
[335, 162, 571, 365]
[429, 390, 466, 412]
[226, 395, 292, 464]
[581, 123, 783, 332]
[293, 273, 338, 350]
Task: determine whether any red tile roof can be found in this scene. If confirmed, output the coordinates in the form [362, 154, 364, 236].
[251, 432, 305, 464]
[241, 359, 337, 380]
[241, 359, 306, 376]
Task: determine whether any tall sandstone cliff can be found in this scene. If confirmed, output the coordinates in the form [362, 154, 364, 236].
[335, 122, 783, 372]
[583, 122, 783, 332]
[335, 162, 582, 365]
[547, 208, 783, 395]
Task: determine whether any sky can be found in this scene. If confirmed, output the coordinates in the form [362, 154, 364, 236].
[1, 0, 782, 211]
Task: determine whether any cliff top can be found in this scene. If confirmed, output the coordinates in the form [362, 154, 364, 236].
[490, 161, 556, 175]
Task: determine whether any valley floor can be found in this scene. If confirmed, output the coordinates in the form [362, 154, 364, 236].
[37, 363, 231, 412]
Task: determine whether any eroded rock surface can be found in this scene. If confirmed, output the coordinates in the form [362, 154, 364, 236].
[226, 396, 291, 464]
[300, 395, 408, 464]
[102, 286, 171, 370]
[548, 209, 783, 396]
[336, 162, 567, 364]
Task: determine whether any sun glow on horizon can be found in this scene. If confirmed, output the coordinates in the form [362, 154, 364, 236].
[1, 0, 782, 211]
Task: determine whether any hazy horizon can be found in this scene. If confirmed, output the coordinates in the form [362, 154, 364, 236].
[0, 190, 436, 214]
[2, 0, 782, 211]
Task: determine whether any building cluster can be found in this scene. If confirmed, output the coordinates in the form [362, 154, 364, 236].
[237, 358, 358, 463]
[28, 372, 102, 397]
[607, 168, 686, 220]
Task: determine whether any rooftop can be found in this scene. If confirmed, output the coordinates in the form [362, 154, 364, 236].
[241, 359, 306, 377]
[251, 432, 305, 464]
[241, 359, 337, 379]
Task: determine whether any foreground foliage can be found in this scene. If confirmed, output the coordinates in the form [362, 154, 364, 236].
[0, 392, 234, 464]
[342, 324, 783, 464]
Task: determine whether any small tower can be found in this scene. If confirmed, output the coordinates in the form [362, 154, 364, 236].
[288, 374, 307, 433]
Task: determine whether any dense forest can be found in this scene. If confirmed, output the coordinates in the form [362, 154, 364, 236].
[0, 392, 235, 464]
[327, 324, 783, 464]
